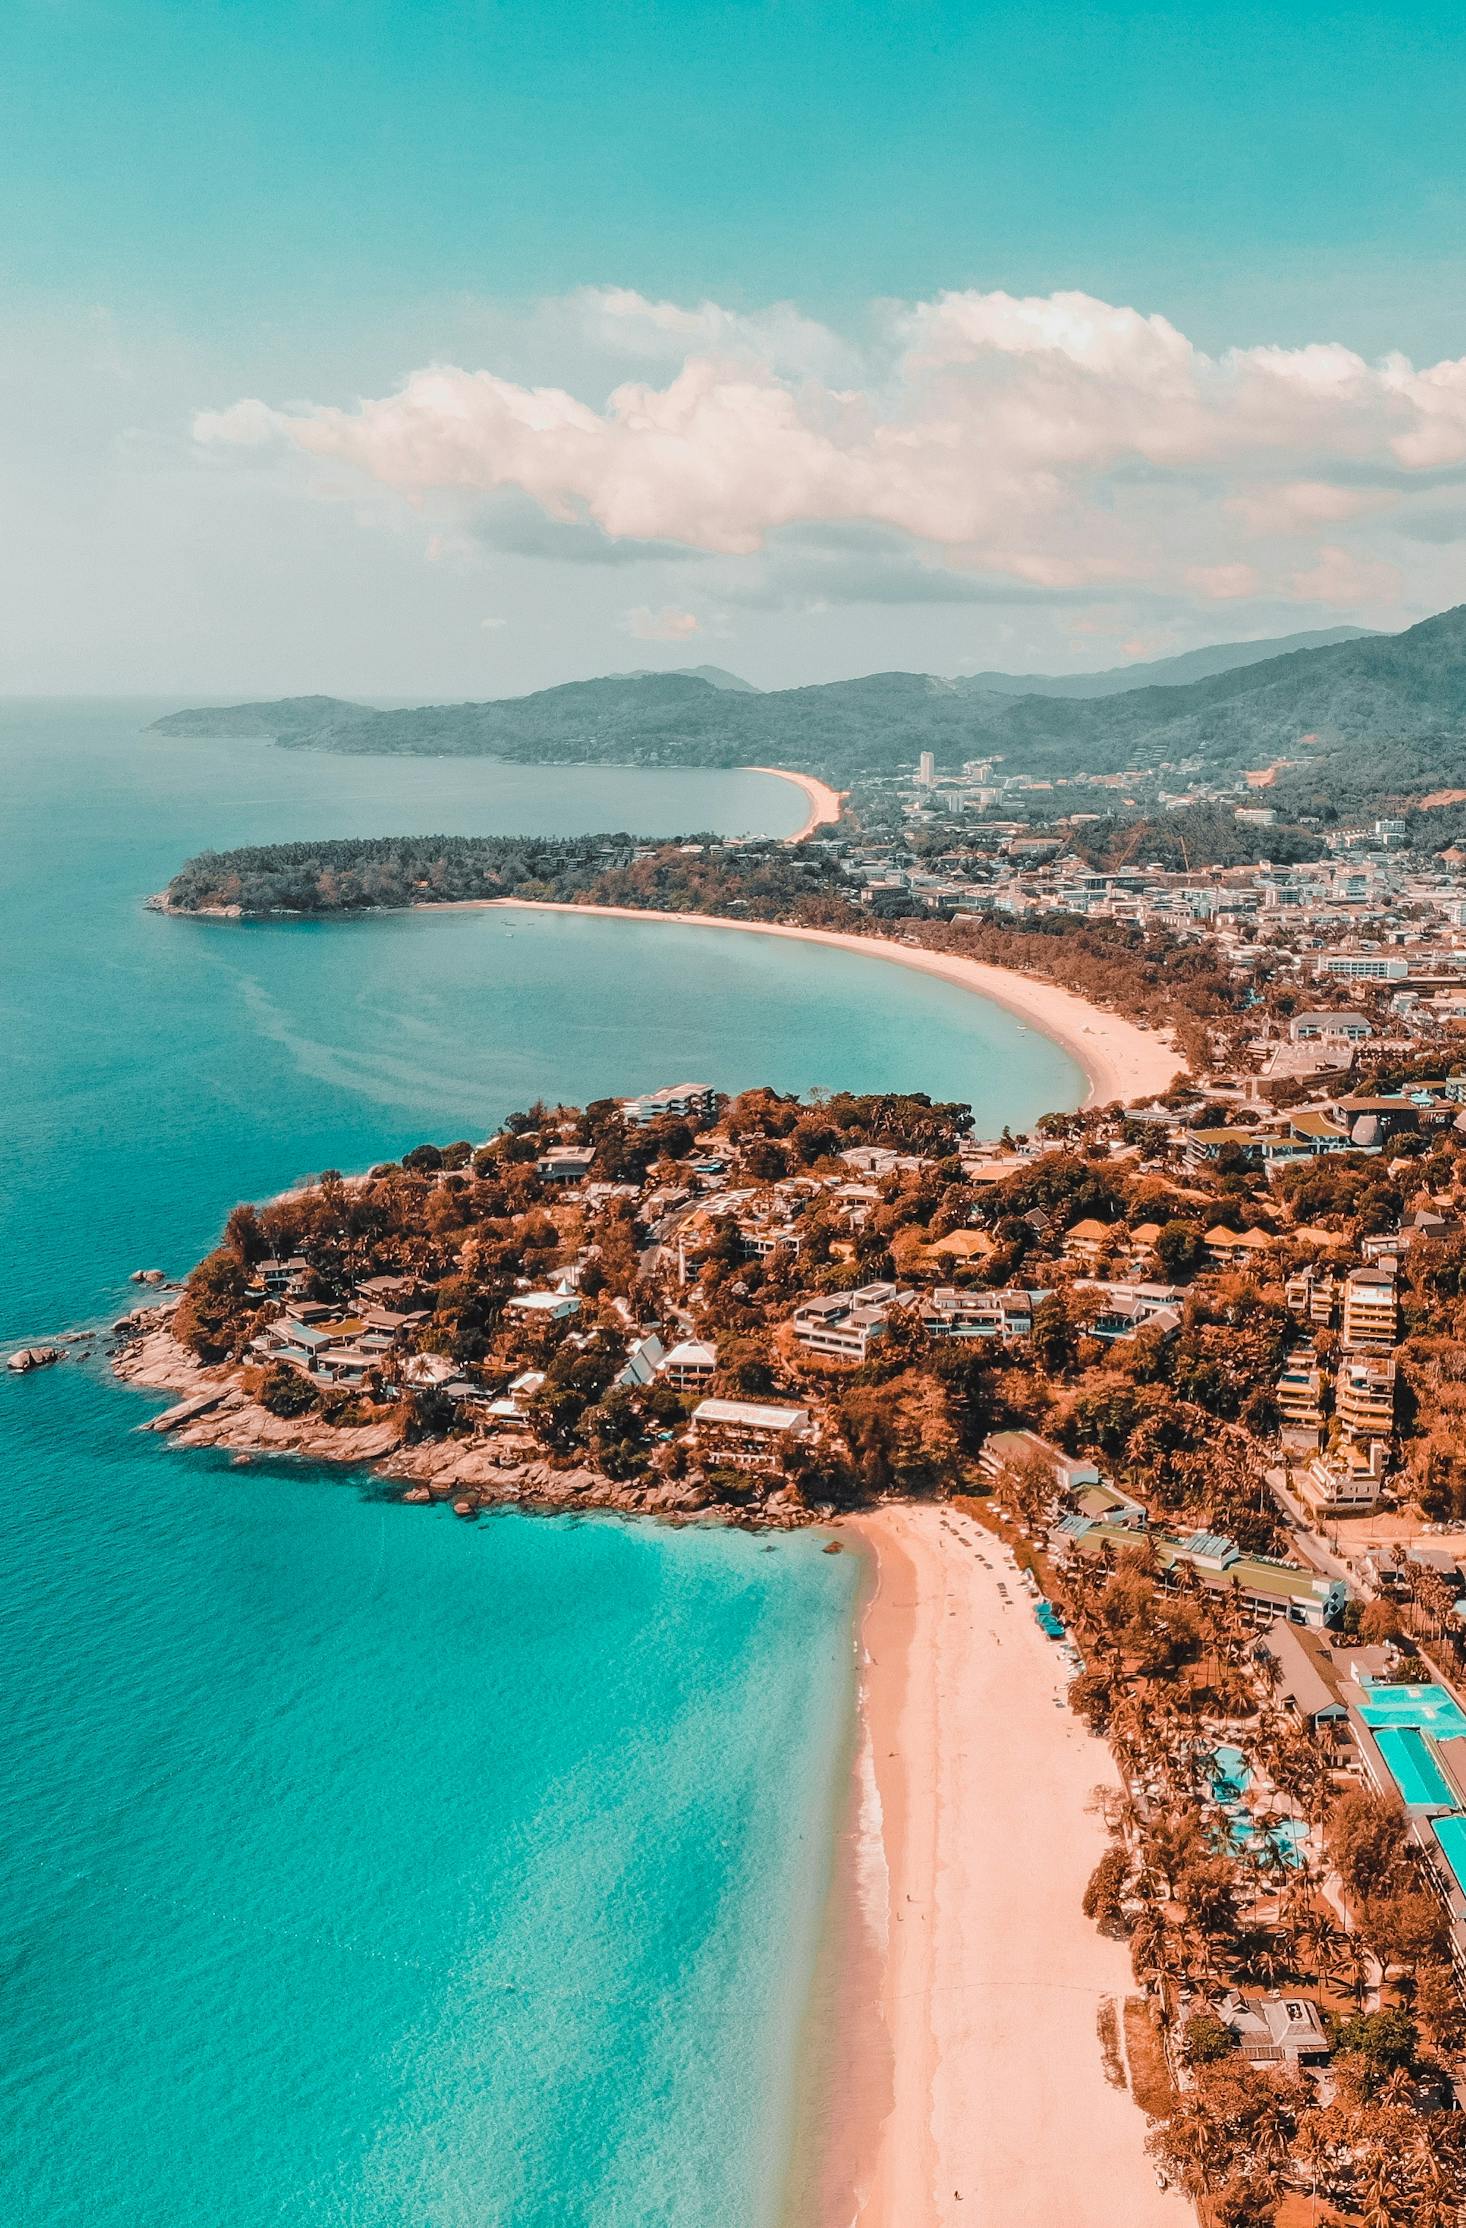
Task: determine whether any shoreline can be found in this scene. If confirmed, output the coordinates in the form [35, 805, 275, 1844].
[485, 902, 1180, 1107]
[821, 1504, 1188, 2227]
[745, 765, 845, 840]
[109, 1324, 814, 1526]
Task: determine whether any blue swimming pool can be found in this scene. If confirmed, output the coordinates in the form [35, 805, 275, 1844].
[1374, 1725, 1455, 1809]
[1229, 1814, 1310, 1868]
[1359, 1684, 1466, 1740]
[1432, 1814, 1466, 1896]
[1209, 1744, 1253, 1800]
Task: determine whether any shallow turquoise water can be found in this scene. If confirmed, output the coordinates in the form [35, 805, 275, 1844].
[0, 703, 1083, 2225]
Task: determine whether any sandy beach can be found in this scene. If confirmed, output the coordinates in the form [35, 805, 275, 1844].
[822, 1504, 1189, 2228]
[748, 765, 846, 840]
[489, 902, 1180, 1106]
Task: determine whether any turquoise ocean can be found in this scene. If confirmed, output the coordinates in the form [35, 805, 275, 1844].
[0, 703, 1082, 2226]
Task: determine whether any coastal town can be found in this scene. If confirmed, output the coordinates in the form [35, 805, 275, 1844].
[83, 707, 1466, 2227]
[106, 902, 1466, 2226]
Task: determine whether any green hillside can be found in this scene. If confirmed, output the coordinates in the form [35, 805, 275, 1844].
[149, 604, 1466, 802]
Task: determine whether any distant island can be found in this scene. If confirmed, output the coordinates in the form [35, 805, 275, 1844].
[148, 606, 1466, 812]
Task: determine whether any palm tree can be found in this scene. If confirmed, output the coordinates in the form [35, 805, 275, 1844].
[1332, 1927, 1375, 2010]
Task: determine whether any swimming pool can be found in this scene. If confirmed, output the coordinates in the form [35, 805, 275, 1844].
[1209, 1744, 1253, 1800]
[1374, 1725, 1456, 1809]
[1229, 1814, 1310, 1868]
[1432, 1814, 1466, 1896]
[1358, 1684, 1466, 1740]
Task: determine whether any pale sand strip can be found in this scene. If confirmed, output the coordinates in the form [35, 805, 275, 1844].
[485, 902, 1181, 1106]
[746, 765, 846, 840]
[834, 1505, 1190, 2228]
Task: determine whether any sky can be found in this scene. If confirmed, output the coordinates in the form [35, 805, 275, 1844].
[5, 0, 1466, 696]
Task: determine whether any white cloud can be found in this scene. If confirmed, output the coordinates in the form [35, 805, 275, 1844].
[192, 397, 285, 447]
[1227, 479, 1396, 534]
[1185, 561, 1262, 601]
[1288, 544, 1400, 607]
[192, 285, 1466, 617]
[625, 604, 701, 641]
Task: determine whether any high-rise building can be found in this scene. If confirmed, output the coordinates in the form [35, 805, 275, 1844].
[917, 751, 935, 788]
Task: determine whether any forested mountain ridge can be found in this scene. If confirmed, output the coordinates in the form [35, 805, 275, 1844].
[957, 624, 1373, 698]
[149, 604, 1466, 797]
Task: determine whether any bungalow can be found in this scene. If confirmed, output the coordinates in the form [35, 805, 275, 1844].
[1214, 1988, 1332, 2070]
[615, 1334, 666, 1388]
[312, 1345, 380, 1388]
[356, 1273, 425, 1307]
[503, 1290, 581, 1322]
[1203, 1225, 1277, 1268]
[1063, 1217, 1121, 1263]
[657, 1339, 718, 1391]
[488, 1368, 545, 1421]
[690, 1397, 814, 1473]
[249, 1316, 338, 1371]
[919, 1227, 996, 1268]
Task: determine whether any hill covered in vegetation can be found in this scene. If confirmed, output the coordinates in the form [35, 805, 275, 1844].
[150, 607, 1466, 801]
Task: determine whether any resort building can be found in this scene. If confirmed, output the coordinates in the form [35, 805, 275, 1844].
[1074, 1280, 1186, 1342]
[789, 1282, 917, 1362]
[920, 1285, 1041, 1341]
[1275, 1353, 1326, 1435]
[1285, 1267, 1339, 1327]
[1335, 1352, 1397, 1439]
[1254, 1619, 1350, 1735]
[689, 1397, 815, 1473]
[257, 1256, 311, 1295]
[981, 1428, 1101, 1495]
[1052, 1515, 1348, 1628]
[1341, 1268, 1398, 1351]
[619, 1082, 718, 1126]
[1288, 1011, 1376, 1045]
[1314, 954, 1410, 982]
[535, 1145, 595, 1183]
[1294, 1438, 1387, 1519]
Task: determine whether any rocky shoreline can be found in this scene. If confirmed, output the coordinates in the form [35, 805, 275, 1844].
[111, 1315, 818, 1529]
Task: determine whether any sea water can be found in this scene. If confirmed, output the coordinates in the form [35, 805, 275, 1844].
[0, 702, 1083, 2225]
